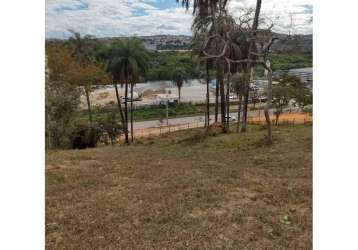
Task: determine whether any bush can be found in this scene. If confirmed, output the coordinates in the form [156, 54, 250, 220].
[71, 120, 101, 149]
[98, 112, 123, 145]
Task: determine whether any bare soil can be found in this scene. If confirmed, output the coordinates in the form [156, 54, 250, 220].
[46, 125, 312, 249]
[248, 112, 312, 125]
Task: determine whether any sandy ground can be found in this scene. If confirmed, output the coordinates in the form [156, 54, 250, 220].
[81, 80, 218, 108]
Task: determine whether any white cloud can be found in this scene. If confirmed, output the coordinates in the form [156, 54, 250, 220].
[228, 0, 313, 34]
[46, 0, 312, 39]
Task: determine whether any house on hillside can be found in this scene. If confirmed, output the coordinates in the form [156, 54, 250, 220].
[274, 67, 313, 89]
[288, 68, 312, 87]
[143, 41, 157, 51]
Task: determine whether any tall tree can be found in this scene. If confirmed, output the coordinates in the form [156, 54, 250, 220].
[205, 59, 211, 127]
[171, 67, 188, 104]
[191, 8, 236, 132]
[190, 30, 212, 127]
[270, 75, 312, 125]
[182, 0, 276, 142]
[215, 76, 219, 122]
[97, 45, 126, 139]
[68, 31, 110, 146]
[45, 44, 82, 148]
[68, 31, 94, 126]
[105, 38, 149, 143]
[177, 0, 226, 16]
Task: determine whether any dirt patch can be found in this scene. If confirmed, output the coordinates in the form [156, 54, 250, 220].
[141, 88, 166, 98]
[249, 112, 312, 125]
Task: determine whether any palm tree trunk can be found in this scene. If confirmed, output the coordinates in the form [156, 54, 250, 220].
[253, 0, 262, 31]
[206, 60, 210, 128]
[254, 0, 272, 143]
[226, 74, 230, 127]
[218, 65, 227, 132]
[215, 77, 219, 123]
[264, 64, 273, 144]
[241, 73, 249, 132]
[124, 77, 129, 144]
[220, 78, 226, 131]
[237, 93, 243, 132]
[178, 87, 181, 104]
[130, 83, 134, 142]
[114, 83, 125, 131]
[241, 0, 262, 133]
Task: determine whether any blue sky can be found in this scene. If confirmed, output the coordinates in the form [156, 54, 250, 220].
[46, 0, 313, 39]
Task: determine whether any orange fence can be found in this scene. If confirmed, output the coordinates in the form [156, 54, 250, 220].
[248, 112, 312, 125]
[117, 112, 312, 141]
[118, 122, 204, 141]
[133, 122, 204, 138]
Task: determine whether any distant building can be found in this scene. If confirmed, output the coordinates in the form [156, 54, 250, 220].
[140, 35, 192, 51]
[288, 68, 312, 84]
[274, 67, 313, 89]
[143, 42, 157, 51]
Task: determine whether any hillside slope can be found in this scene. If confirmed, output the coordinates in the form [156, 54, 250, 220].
[46, 125, 312, 249]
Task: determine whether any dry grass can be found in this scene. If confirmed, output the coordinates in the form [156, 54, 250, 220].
[46, 124, 312, 249]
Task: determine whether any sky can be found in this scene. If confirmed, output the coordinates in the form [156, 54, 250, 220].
[46, 0, 313, 39]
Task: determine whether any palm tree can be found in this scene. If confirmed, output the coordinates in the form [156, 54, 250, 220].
[96, 44, 126, 138]
[205, 59, 211, 127]
[105, 38, 149, 143]
[107, 62, 126, 136]
[177, 0, 226, 16]
[171, 67, 188, 104]
[182, 0, 273, 141]
[191, 1, 245, 131]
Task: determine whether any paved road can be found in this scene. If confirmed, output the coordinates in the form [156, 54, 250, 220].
[133, 109, 273, 129]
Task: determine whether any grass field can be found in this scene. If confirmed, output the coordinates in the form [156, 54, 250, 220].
[46, 124, 312, 249]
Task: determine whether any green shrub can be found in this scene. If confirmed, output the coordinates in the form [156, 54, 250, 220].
[71, 119, 101, 149]
[98, 112, 123, 145]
